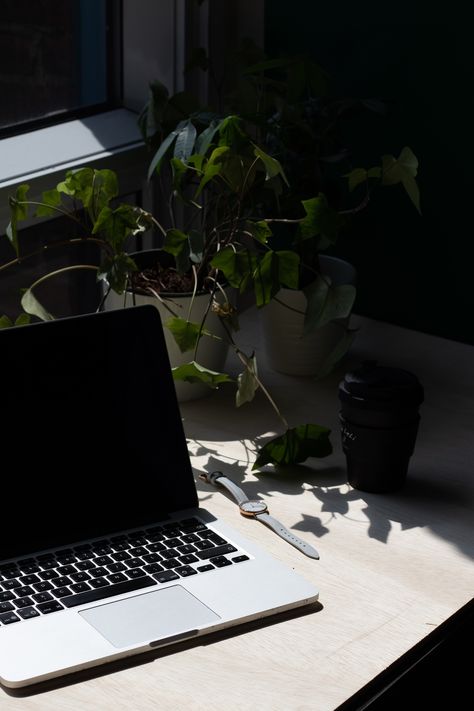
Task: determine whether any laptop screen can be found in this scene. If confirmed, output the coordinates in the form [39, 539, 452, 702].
[0, 305, 198, 560]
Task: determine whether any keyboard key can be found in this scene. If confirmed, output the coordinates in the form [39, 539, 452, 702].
[196, 544, 237, 560]
[18, 562, 41, 574]
[62, 576, 156, 608]
[177, 544, 197, 555]
[124, 558, 143, 569]
[39, 570, 59, 580]
[33, 581, 54, 592]
[210, 556, 232, 568]
[143, 563, 163, 574]
[18, 607, 40, 620]
[94, 556, 114, 567]
[126, 568, 146, 579]
[0, 611, 20, 624]
[161, 549, 178, 560]
[196, 564, 215, 572]
[75, 551, 95, 561]
[70, 582, 91, 594]
[89, 578, 110, 589]
[0, 602, 14, 613]
[57, 565, 76, 576]
[142, 553, 161, 564]
[33, 592, 54, 603]
[39, 559, 57, 570]
[0, 567, 19, 579]
[56, 555, 77, 565]
[89, 567, 109, 578]
[195, 540, 215, 551]
[14, 596, 34, 608]
[107, 563, 126, 574]
[107, 573, 127, 584]
[147, 542, 165, 552]
[175, 566, 197, 577]
[127, 536, 147, 547]
[153, 570, 179, 584]
[37, 600, 64, 614]
[20, 574, 41, 586]
[163, 538, 181, 548]
[112, 551, 131, 562]
[52, 587, 72, 598]
[179, 554, 199, 565]
[15, 586, 35, 598]
[162, 559, 180, 570]
[232, 555, 250, 563]
[181, 534, 199, 543]
[129, 547, 148, 557]
[54, 576, 72, 587]
[2, 579, 21, 590]
[0, 591, 15, 602]
[76, 560, 96, 571]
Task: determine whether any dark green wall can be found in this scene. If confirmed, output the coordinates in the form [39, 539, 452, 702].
[266, 1, 474, 344]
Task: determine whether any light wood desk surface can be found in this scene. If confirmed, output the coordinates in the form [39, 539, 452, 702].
[3, 312, 473, 710]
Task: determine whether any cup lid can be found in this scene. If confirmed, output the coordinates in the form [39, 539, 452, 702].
[339, 361, 424, 406]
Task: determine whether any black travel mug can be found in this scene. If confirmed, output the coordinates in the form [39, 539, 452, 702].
[338, 363, 424, 493]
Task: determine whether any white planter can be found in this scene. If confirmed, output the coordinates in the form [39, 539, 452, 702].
[260, 256, 356, 376]
[105, 288, 230, 402]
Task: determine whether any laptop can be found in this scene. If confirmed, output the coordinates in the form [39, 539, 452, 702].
[0, 305, 318, 688]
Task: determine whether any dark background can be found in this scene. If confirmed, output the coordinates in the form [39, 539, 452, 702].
[266, 1, 473, 345]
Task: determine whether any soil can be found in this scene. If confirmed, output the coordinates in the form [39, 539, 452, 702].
[131, 261, 196, 295]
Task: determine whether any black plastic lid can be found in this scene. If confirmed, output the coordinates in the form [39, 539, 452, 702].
[338, 361, 424, 407]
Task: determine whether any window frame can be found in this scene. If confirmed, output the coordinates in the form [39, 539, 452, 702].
[0, 0, 264, 235]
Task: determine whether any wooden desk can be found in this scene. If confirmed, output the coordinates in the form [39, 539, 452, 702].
[3, 313, 473, 710]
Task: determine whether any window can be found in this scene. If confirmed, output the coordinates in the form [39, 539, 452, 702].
[0, 0, 114, 136]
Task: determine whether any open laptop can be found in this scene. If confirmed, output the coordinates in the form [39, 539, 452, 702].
[0, 305, 318, 688]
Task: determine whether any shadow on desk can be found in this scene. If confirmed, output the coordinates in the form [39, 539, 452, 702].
[2, 602, 322, 699]
[195, 454, 474, 561]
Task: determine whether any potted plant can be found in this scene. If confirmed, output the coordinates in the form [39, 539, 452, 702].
[141, 47, 421, 377]
[0, 152, 333, 470]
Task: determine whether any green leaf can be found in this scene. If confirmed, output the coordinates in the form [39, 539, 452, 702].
[304, 276, 356, 332]
[217, 115, 244, 147]
[172, 361, 234, 388]
[236, 355, 259, 407]
[346, 168, 368, 193]
[0, 315, 13, 329]
[194, 145, 230, 197]
[35, 188, 62, 217]
[211, 247, 257, 292]
[56, 167, 94, 207]
[381, 147, 421, 214]
[314, 329, 357, 380]
[7, 184, 30, 255]
[195, 119, 221, 156]
[93, 204, 149, 250]
[298, 194, 344, 247]
[97, 252, 138, 294]
[173, 120, 197, 162]
[14, 313, 32, 327]
[162, 228, 188, 256]
[165, 317, 213, 353]
[253, 423, 332, 469]
[170, 157, 188, 193]
[147, 123, 184, 180]
[254, 145, 289, 186]
[21, 289, 54, 322]
[246, 220, 272, 245]
[367, 166, 382, 179]
[253, 250, 300, 307]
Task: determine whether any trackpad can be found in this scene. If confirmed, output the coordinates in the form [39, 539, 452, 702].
[79, 586, 220, 648]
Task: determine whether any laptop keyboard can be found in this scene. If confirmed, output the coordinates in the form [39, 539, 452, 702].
[0, 518, 249, 626]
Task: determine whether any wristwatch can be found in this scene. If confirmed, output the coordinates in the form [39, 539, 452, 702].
[199, 471, 319, 560]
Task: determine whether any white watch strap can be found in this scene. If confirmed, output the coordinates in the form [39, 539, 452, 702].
[202, 471, 249, 506]
[200, 472, 320, 560]
[256, 513, 320, 560]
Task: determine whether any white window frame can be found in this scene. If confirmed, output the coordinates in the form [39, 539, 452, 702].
[0, 0, 264, 234]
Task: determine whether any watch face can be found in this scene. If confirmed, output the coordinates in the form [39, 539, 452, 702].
[240, 500, 268, 516]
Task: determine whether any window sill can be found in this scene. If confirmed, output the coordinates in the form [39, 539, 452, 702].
[0, 109, 147, 233]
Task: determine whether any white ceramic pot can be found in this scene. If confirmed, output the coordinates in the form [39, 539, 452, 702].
[260, 255, 356, 376]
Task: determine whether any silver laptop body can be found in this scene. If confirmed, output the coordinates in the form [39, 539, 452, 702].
[0, 306, 318, 688]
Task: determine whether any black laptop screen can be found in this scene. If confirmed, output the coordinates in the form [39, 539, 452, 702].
[0, 306, 198, 560]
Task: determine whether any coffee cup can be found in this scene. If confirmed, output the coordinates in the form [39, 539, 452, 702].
[338, 362, 424, 493]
